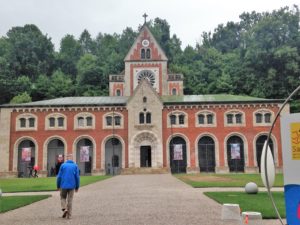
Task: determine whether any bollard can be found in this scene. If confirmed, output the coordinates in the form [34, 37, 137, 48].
[221, 203, 242, 223]
[241, 212, 262, 225]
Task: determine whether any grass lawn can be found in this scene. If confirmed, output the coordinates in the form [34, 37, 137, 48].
[0, 195, 51, 213]
[0, 175, 111, 193]
[204, 191, 285, 219]
[175, 173, 283, 187]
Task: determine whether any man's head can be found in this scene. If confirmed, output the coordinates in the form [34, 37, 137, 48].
[66, 154, 73, 161]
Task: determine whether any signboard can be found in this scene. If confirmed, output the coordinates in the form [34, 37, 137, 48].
[80, 146, 90, 162]
[21, 147, 31, 162]
[290, 123, 300, 160]
[173, 144, 183, 160]
[281, 113, 300, 224]
[230, 143, 241, 159]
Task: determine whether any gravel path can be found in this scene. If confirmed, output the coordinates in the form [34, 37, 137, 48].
[0, 174, 285, 225]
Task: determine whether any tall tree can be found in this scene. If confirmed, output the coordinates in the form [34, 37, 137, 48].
[6, 24, 55, 80]
[56, 34, 82, 79]
[79, 29, 94, 54]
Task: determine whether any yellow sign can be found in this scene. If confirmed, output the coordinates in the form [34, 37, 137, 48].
[290, 123, 300, 160]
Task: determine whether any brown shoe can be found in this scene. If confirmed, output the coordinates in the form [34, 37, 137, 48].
[62, 209, 68, 218]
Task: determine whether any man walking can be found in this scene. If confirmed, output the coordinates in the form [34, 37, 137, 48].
[56, 154, 80, 219]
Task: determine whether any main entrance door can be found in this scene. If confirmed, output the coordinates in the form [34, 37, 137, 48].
[140, 146, 151, 167]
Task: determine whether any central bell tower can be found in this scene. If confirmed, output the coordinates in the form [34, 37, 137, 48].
[123, 24, 168, 96]
[109, 16, 183, 97]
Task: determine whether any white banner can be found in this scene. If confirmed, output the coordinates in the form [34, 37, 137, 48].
[22, 147, 31, 162]
[80, 146, 90, 162]
[230, 143, 241, 159]
[173, 144, 183, 160]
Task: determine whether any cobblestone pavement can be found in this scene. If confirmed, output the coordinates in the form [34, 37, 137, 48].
[0, 174, 286, 225]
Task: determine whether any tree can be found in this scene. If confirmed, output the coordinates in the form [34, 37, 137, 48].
[76, 54, 105, 95]
[47, 70, 74, 98]
[32, 74, 50, 100]
[10, 92, 32, 104]
[79, 29, 94, 54]
[6, 24, 55, 80]
[56, 34, 82, 78]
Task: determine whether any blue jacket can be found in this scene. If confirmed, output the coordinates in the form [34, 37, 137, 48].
[56, 160, 80, 190]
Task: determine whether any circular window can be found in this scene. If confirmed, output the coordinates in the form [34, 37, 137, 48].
[142, 39, 150, 47]
[137, 70, 155, 86]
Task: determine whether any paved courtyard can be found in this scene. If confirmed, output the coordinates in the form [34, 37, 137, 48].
[0, 174, 284, 225]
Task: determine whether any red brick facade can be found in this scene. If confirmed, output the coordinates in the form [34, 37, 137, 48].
[0, 24, 286, 177]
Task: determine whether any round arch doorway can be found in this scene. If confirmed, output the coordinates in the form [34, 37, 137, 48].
[256, 135, 274, 172]
[198, 136, 216, 172]
[17, 140, 36, 177]
[227, 136, 245, 172]
[169, 136, 187, 174]
[105, 138, 122, 175]
[76, 138, 93, 175]
[47, 139, 65, 176]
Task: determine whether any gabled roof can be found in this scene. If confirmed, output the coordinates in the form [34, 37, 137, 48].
[127, 78, 163, 105]
[162, 94, 284, 104]
[1, 94, 284, 108]
[2, 96, 129, 108]
[124, 25, 168, 61]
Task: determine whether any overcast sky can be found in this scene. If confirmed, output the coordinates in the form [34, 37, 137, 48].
[0, 0, 298, 50]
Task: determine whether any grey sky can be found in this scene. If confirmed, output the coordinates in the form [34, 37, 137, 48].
[0, 0, 297, 50]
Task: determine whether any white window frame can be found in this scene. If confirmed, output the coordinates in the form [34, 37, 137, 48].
[16, 113, 38, 131]
[195, 110, 217, 127]
[45, 113, 67, 130]
[74, 112, 95, 130]
[224, 110, 246, 127]
[167, 111, 188, 128]
[103, 112, 124, 129]
[253, 109, 274, 126]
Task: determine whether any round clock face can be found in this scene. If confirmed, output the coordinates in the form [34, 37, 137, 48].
[137, 70, 155, 86]
[142, 39, 150, 47]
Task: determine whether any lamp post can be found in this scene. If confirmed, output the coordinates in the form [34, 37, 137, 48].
[0, 188, 2, 212]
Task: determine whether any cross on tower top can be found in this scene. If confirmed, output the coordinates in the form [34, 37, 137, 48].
[142, 13, 148, 24]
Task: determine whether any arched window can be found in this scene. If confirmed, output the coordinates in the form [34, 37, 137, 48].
[16, 113, 38, 130]
[235, 114, 242, 124]
[106, 116, 112, 126]
[86, 117, 93, 126]
[139, 112, 145, 124]
[78, 117, 84, 127]
[143, 97, 147, 103]
[28, 118, 35, 127]
[114, 116, 121, 126]
[45, 113, 66, 130]
[225, 111, 244, 126]
[20, 118, 26, 128]
[49, 117, 55, 127]
[146, 112, 151, 124]
[207, 114, 214, 124]
[198, 114, 205, 124]
[256, 113, 262, 123]
[146, 49, 151, 59]
[170, 115, 176, 125]
[172, 88, 177, 95]
[103, 113, 123, 129]
[264, 113, 271, 123]
[57, 117, 64, 127]
[116, 89, 121, 96]
[141, 49, 145, 59]
[75, 113, 95, 129]
[179, 115, 185, 125]
[227, 114, 233, 124]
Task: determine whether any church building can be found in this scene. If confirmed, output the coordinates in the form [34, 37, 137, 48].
[0, 22, 288, 177]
